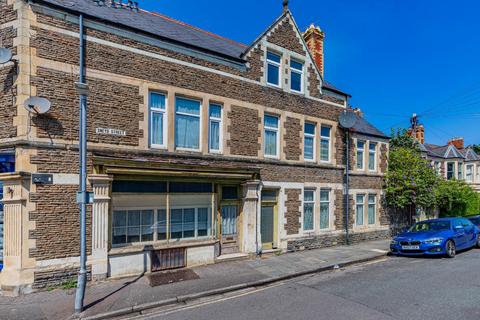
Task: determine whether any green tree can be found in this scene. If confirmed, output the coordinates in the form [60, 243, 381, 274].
[472, 144, 480, 154]
[385, 146, 439, 210]
[435, 179, 480, 217]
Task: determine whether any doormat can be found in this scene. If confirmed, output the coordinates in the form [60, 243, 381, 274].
[148, 269, 200, 287]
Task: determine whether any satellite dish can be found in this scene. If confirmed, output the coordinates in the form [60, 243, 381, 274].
[338, 110, 357, 129]
[23, 97, 51, 114]
[0, 48, 12, 64]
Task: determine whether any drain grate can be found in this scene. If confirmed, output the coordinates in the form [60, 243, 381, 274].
[148, 269, 200, 287]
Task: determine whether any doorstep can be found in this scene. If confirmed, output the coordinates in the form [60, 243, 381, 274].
[215, 253, 250, 263]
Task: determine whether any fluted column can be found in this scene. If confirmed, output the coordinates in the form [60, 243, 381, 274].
[89, 174, 113, 280]
[240, 180, 262, 254]
[0, 172, 33, 295]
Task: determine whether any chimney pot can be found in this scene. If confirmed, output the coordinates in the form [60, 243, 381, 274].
[448, 137, 464, 149]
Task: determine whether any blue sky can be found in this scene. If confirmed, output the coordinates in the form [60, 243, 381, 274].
[140, 0, 479, 146]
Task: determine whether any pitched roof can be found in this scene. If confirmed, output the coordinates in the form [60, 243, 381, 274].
[459, 148, 480, 161]
[323, 81, 351, 97]
[351, 115, 389, 139]
[422, 143, 466, 159]
[35, 0, 247, 60]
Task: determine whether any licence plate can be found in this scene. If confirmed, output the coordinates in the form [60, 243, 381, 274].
[402, 245, 420, 250]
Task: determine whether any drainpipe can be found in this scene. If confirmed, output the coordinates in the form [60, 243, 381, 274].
[74, 13, 88, 314]
[345, 130, 351, 245]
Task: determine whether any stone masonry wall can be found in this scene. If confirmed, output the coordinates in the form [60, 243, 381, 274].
[29, 184, 92, 261]
[0, 22, 17, 139]
[33, 266, 92, 290]
[30, 148, 94, 174]
[283, 117, 302, 161]
[266, 18, 306, 55]
[31, 68, 143, 145]
[30, 26, 345, 123]
[287, 229, 390, 251]
[284, 189, 301, 235]
[227, 105, 261, 157]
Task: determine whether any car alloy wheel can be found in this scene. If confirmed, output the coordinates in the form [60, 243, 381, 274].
[446, 240, 456, 258]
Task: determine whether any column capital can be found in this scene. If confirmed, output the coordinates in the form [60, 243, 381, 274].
[242, 180, 262, 201]
[88, 174, 113, 185]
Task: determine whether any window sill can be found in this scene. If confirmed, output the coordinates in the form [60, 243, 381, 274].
[109, 238, 218, 256]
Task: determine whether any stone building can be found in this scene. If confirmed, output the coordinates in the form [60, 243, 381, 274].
[0, 0, 389, 295]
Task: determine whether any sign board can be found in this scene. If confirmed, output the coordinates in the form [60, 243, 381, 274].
[95, 128, 126, 136]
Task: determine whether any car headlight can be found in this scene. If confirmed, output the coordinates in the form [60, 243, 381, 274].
[390, 240, 398, 245]
[423, 238, 443, 244]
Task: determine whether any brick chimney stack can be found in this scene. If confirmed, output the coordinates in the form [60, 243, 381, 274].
[303, 24, 325, 76]
[448, 137, 464, 149]
[407, 125, 425, 144]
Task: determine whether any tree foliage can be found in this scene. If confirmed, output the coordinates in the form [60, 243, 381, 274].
[472, 144, 480, 154]
[435, 179, 480, 217]
[385, 146, 439, 210]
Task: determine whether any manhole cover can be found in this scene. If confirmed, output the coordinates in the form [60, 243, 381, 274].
[148, 269, 200, 287]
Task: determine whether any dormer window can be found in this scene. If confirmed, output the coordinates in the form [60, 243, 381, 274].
[266, 51, 281, 87]
[290, 59, 304, 93]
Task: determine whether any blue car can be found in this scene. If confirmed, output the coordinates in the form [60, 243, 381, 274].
[390, 217, 480, 258]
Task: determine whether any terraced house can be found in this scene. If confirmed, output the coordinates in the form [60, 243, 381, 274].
[0, 0, 390, 295]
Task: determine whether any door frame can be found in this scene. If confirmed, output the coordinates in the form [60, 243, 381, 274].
[261, 189, 278, 250]
[217, 185, 241, 247]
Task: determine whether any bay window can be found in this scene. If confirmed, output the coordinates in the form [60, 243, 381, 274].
[264, 114, 279, 157]
[303, 189, 314, 231]
[290, 59, 304, 92]
[368, 142, 377, 171]
[320, 126, 331, 162]
[209, 103, 222, 152]
[175, 97, 201, 150]
[266, 51, 281, 86]
[320, 189, 330, 229]
[150, 92, 167, 148]
[356, 141, 365, 170]
[304, 122, 316, 161]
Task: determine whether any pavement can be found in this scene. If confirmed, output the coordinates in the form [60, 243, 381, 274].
[0, 239, 390, 320]
[149, 246, 480, 320]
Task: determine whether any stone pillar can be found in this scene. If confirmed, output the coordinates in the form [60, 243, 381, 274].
[0, 172, 34, 296]
[89, 174, 113, 280]
[240, 180, 262, 254]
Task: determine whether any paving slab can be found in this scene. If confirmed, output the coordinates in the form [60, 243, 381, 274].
[0, 239, 390, 320]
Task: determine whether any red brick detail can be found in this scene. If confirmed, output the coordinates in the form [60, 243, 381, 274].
[303, 25, 324, 76]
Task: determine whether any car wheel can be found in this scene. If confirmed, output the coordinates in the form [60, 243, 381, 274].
[446, 240, 456, 258]
[476, 235, 480, 249]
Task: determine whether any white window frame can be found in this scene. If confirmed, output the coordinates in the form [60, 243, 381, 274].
[303, 189, 315, 232]
[466, 164, 474, 182]
[367, 194, 377, 225]
[458, 162, 463, 180]
[447, 162, 455, 180]
[290, 58, 304, 93]
[355, 194, 365, 226]
[356, 140, 365, 170]
[304, 122, 316, 162]
[368, 142, 377, 172]
[169, 206, 212, 241]
[319, 189, 331, 230]
[208, 103, 223, 153]
[266, 51, 282, 88]
[149, 92, 168, 149]
[112, 207, 164, 248]
[175, 96, 202, 152]
[320, 126, 331, 163]
[264, 114, 280, 158]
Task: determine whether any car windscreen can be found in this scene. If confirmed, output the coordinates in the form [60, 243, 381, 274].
[409, 221, 451, 233]
[468, 217, 480, 226]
